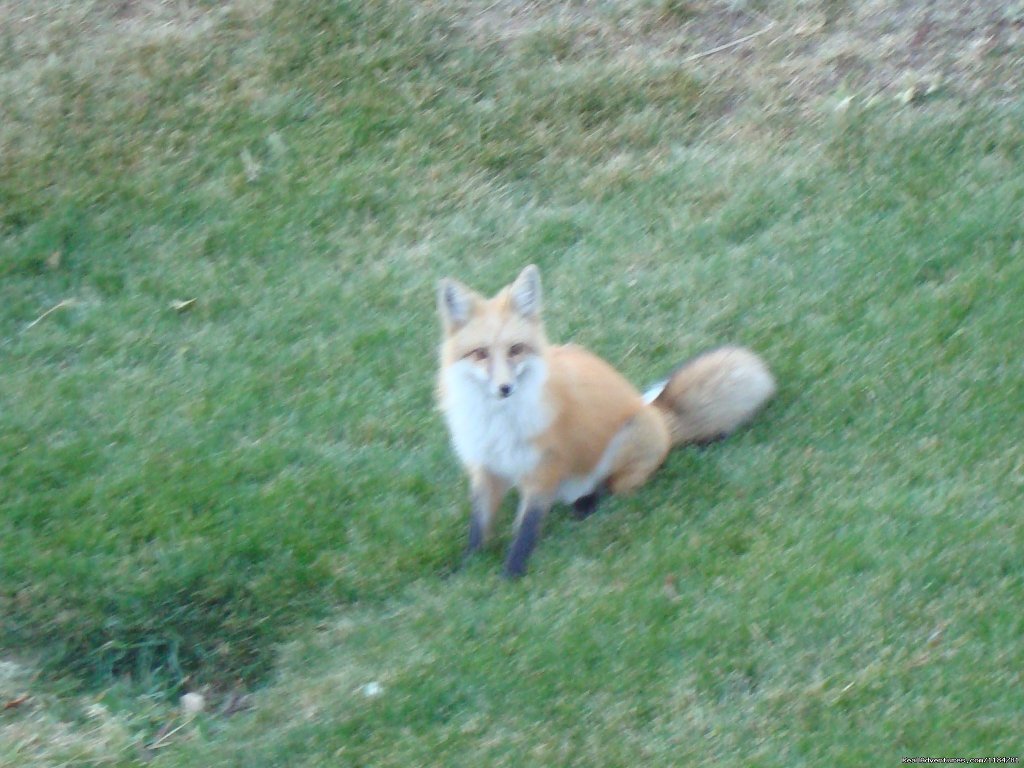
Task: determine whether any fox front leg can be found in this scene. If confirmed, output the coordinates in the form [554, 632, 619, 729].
[464, 469, 507, 562]
[503, 495, 551, 579]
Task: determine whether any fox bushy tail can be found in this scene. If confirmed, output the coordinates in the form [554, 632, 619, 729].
[646, 346, 776, 446]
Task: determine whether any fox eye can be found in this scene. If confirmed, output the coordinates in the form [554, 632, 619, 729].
[468, 348, 489, 362]
[509, 343, 526, 356]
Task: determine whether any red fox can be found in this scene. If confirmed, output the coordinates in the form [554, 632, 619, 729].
[437, 265, 775, 578]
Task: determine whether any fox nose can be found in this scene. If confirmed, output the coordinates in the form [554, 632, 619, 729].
[498, 383, 513, 398]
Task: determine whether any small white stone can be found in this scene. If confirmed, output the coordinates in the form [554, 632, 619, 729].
[361, 681, 383, 698]
[181, 692, 205, 715]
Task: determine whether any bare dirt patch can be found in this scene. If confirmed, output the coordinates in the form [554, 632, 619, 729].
[0, 0, 227, 64]
[456, 0, 1024, 112]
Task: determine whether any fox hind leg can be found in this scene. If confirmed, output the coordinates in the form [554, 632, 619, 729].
[606, 406, 671, 495]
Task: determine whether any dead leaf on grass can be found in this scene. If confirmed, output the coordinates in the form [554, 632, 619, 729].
[3, 694, 30, 710]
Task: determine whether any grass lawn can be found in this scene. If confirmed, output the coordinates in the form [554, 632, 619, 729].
[1, 0, 1022, 764]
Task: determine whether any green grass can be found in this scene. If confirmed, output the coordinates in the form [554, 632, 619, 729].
[2, 0, 1023, 764]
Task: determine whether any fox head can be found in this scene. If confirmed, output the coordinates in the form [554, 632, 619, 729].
[437, 265, 548, 400]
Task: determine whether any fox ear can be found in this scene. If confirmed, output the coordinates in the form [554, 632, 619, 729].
[510, 264, 542, 319]
[437, 278, 475, 329]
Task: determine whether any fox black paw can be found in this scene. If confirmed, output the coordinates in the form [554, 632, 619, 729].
[571, 485, 608, 520]
[502, 562, 527, 580]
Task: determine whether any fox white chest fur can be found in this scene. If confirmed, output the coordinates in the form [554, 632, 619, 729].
[441, 355, 622, 504]
[440, 356, 552, 479]
[440, 358, 551, 481]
